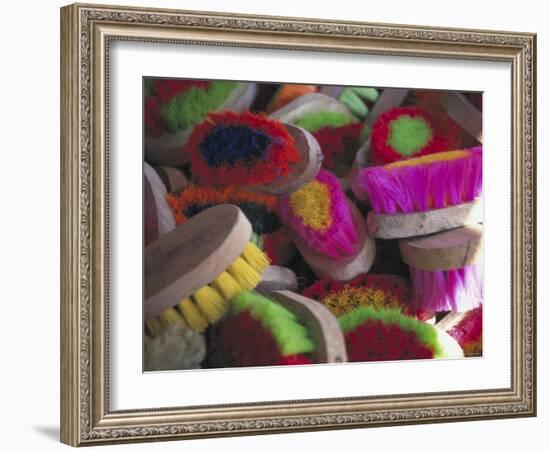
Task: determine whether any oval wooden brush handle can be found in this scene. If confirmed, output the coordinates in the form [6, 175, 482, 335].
[367, 199, 483, 239]
[253, 124, 323, 195]
[398, 224, 483, 271]
[291, 200, 376, 281]
[256, 266, 298, 295]
[154, 166, 189, 193]
[442, 93, 482, 144]
[144, 204, 252, 319]
[270, 290, 348, 364]
[144, 162, 176, 237]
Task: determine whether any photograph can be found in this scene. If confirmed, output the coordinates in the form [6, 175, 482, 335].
[58, 3, 536, 445]
[143, 79, 484, 372]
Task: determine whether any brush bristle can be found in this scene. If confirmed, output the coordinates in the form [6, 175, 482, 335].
[210, 271, 243, 300]
[338, 307, 443, 360]
[177, 298, 208, 332]
[370, 107, 447, 164]
[193, 286, 227, 323]
[353, 146, 482, 214]
[279, 169, 359, 259]
[241, 242, 271, 273]
[410, 264, 483, 312]
[144, 318, 164, 338]
[227, 257, 262, 291]
[167, 185, 281, 235]
[231, 291, 315, 356]
[160, 308, 187, 326]
[145, 308, 188, 338]
[449, 305, 482, 356]
[185, 111, 300, 186]
[153, 243, 268, 331]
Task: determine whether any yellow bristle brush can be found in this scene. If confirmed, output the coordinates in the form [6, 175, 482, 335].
[144, 204, 270, 335]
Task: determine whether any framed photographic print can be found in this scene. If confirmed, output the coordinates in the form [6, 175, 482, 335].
[60, 3, 536, 446]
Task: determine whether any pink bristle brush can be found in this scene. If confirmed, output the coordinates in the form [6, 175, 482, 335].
[279, 169, 375, 281]
[399, 224, 483, 312]
[352, 147, 483, 239]
[279, 169, 358, 259]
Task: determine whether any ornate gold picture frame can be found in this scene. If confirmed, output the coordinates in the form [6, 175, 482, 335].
[60, 3, 536, 446]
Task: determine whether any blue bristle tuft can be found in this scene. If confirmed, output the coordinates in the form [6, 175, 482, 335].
[199, 125, 272, 167]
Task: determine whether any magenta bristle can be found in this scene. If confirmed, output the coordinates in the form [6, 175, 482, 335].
[354, 146, 482, 214]
[280, 170, 359, 259]
[410, 264, 483, 312]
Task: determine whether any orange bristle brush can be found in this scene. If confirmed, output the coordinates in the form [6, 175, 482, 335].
[267, 84, 319, 113]
[352, 146, 483, 239]
[166, 184, 280, 237]
[144, 205, 270, 334]
[185, 111, 322, 191]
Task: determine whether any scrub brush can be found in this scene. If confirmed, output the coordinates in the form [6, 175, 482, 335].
[352, 146, 483, 239]
[207, 291, 316, 368]
[302, 273, 413, 317]
[144, 79, 256, 166]
[399, 224, 483, 312]
[338, 307, 463, 362]
[279, 169, 375, 280]
[370, 107, 447, 164]
[166, 184, 280, 238]
[447, 305, 483, 357]
[185, 111, 322, 194]
[144, 205, 270, 332]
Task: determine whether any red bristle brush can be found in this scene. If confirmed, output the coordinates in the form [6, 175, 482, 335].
[338, 307, 463, 362]
[399, 224, 483, 312]
[447, 305, 483, 357]
[185, 111, 323, 195]
[352, 147, 483, 239]
[279, 169, 375, 281]
[302, 273, 414, 317]
[206, 290, 346, 368]
[370, 107, 448, 164]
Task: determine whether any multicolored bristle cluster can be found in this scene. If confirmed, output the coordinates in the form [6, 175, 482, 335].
[279, 169, 359, 259]
[185, 111, 301, 186]
[449, 305, 483, 356]
[302, 273, 412, 317]
[167, 185, 280, 235]
[353, 146, 482, 214]
[145, 242, 270, 334]
[144, 79, 237, 136]
[209, 291, 315, 367]
[410, 264, 483, 312]
[293, 110, 365, 175]
[338, 307, 443, 362]
[371, 107, 447, 164]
